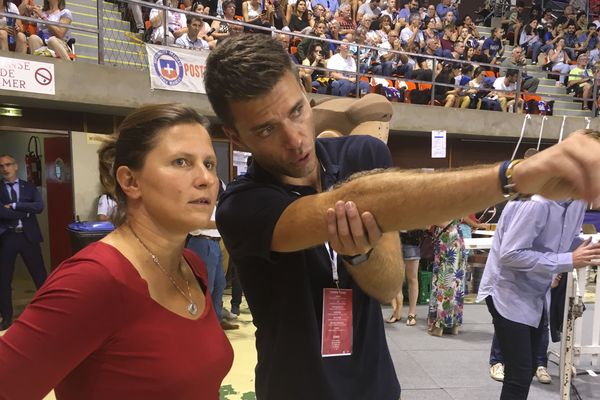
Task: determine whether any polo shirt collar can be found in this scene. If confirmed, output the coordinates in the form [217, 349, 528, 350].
[247, 138, 342, 192]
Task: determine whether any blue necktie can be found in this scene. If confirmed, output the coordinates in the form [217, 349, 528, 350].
[7, 182, 17, 203]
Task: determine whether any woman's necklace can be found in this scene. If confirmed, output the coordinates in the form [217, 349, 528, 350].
[128, 224, 198, 316]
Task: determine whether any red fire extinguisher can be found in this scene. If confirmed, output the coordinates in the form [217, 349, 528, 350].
[25, 136, 42, 187]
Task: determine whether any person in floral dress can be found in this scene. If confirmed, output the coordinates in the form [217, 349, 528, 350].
[427, 220, 467, 336]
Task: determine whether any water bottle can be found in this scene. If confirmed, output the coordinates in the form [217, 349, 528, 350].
[6, 17, 15, 47]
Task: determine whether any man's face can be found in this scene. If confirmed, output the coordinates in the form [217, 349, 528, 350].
[409, 0, 418, 10]
[446, 11, 454, 21]
[454, 41, 464, 53]
[565, 6, 574, 17]
[412, 17, 421, 27]
[224, 71, 317, 184]
[513, 48, 523, 60]
[0, 156, 18, 183]
[578, 56, 589, 68]
[188, 19, 202, 37]
[427, 39, 439, 50]
[508, 74, 518, 84]
[340, 6, 351, 19]
[388, 0, 396, 10]
[568, 25, 575, 34]
[277, 35, 290, 49]
[370, 0, 380, 10]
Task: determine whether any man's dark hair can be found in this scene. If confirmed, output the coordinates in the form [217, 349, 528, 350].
[204, 35, 294, 128]
[188, 15, 203, 25]
[516, 0, 525, 8]
[506, 69, 519, 78]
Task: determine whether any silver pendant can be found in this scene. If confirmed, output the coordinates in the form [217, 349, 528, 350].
[188, 302, 198, 316]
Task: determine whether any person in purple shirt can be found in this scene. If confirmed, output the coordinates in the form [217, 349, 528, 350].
[477, 196, 600, 400]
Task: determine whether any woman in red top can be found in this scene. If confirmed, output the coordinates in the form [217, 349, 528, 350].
[0, 104, 233, 399]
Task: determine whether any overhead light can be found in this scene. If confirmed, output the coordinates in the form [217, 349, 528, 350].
[0, 107, 22, 117]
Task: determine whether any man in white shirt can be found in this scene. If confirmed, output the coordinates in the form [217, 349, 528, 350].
[326, 39, 370, 96]
[357, 0, 381, 20]
[400, 14, 424, 50]
[175, 16, 210, 50]
[492, 69, 522, 112]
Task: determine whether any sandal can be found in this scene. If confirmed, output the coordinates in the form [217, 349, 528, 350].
[406, 314, 417, 326]
[385, 315, 402, 324]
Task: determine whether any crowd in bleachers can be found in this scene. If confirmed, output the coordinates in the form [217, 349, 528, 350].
[2, 0, 600, 113]
[121, 0, 599, 112]
[1, 0, 74, 59]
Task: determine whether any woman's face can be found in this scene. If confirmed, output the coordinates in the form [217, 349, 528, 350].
[194, 4, 205, 14]
[427, 19, 434, 29]
[381, 20, 390, 31]
[313, 4, 324, 16]
[464, 15, 472, 25]
[530, 19, 538, 29]
[467, 47, 474, 57]
[127, 123, 218, 234]
[558, 38, 565, 47]
[297, 1, 306, 13]
[427, 5, 435, 16]
[224, 3, 235, 16]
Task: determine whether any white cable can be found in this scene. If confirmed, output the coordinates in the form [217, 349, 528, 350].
[585, 117, 591, 130]
[511, 114, 531, 161]
[537, 116, 548, 151]
[559, 115, 567, 143]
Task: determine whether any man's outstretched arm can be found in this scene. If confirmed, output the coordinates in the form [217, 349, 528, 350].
[272, 131, 600, 253]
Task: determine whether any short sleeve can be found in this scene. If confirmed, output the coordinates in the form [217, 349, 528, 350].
[216, 181, 295, 262]
[60, 8, 73, 22]
[8, 3, 19, 14]
[97, 194, 108, 215]
[482, 38, 491, 50]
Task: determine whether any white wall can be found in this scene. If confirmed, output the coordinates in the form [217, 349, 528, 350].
[70, 132, 106, 222]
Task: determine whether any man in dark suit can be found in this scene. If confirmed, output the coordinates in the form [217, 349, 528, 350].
[0, 154, 47, 331]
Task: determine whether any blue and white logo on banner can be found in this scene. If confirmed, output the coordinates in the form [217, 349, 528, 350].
[153, 49, 184, 86]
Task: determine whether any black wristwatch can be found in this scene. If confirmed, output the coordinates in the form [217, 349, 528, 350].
[341, 248, 374, 266]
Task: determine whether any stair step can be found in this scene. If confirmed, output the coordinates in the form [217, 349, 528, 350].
[552, 108, 594, 117]
[68, 2, 121, 18]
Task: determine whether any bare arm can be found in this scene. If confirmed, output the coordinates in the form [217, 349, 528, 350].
[272, 165, 504, 252]
[271, 132, 600, 253]
[326, 201, 403, 303]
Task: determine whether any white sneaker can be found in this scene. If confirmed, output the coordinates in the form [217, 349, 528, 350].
[490, 363, 504, 382]
[536, 366, 552, 384]
[222, 308, 238, 320]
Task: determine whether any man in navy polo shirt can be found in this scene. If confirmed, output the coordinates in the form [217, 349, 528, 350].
[203, 34, 600, 400]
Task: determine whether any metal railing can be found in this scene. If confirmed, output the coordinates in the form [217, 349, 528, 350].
[1, 0, 597, 116]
